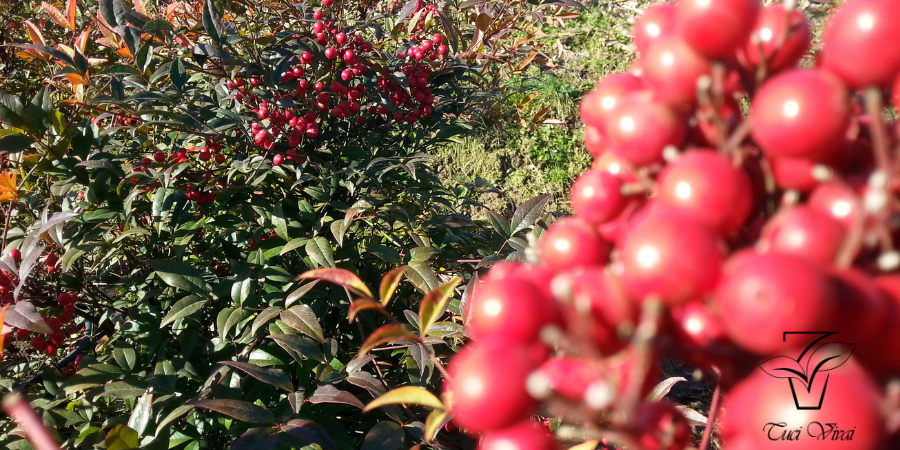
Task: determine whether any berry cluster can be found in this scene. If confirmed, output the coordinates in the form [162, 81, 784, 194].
[2, 289, 80, 360]
[445, 1, 900, 449]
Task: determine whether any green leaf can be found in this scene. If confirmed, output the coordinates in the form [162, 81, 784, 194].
[297, 268, 373, 298]
[358, 325, 417, 357]
[509, 193, 551, 235]
[113, 343, 137, 371]
[219, 361, 293, 392]
[361, 421, 404, 450]
[149, 260, 207, 295]
[61, 364, 123, 394]
[92, 380, 148, 399]
[280, 238, 308, 255]
[250, 307, 283, 336]
[363, 386, 445, 412]
[105, 424, 139, 450]
[418, 277, 463, 336]
[405, 262, 440, 293]
[143, 19, 174, 32]
[486, 211, 511, 238]
[217, 308, 250, 339]
[272, 201, 289, 240]
[160, 295, 208, 328]
[280, 305, 324, 342]
[285, 280, 320, 307]
[0, 134, 36, 153]
[202, 0, 223, 43]
[187, 399, 275, 424]
[170, 58, 187, 91]
[267, 334, 325, 362]
[380, 266, 409, 306]
[305, 237, 335, 268]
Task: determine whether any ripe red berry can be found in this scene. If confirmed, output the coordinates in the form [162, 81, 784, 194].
[750, 69, 851, 159]
[468, 277, 559, 345]
[676, 0, 760, 59]
[721, 359, 883, 450]
[737, 4, 811, 74]
[759, 206, 847, 267]
[480, 421, 558, 450]
[620, 212, 724, 305]
[30, 336, 47, 351]
[324, 47, 337, 59]
[569, 170, 628, 226]
[605, 93, 687, 166]
[15, 328, 28, 339]
[538, 217, 610, 270]
[154, 151, 166, 162]
[580, 73, 643, 129]
[714, 251, 837, 355]
[635, 402, 691, 450]
[8, 249, 21, 262]
[445, 343, 538, 433]
[632, 3, 678, 53]
[819, 0, 900, 88]
[657, 150, 753, 235]
[642, 38, 712, 107]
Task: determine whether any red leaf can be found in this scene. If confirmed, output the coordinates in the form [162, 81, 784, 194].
[297, 268, 373, 299]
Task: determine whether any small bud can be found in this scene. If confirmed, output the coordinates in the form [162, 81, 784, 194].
[526, 371, 553, 399]
[584, 380, 614, 410]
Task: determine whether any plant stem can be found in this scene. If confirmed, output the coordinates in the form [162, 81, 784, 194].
[698, 379, 722, 450]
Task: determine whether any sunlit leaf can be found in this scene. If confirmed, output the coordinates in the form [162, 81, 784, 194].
[364, 386, 445, 412]
[418, 277, 463, 336]
[358, 324, 417, 357]
[297, 268, 372, 298]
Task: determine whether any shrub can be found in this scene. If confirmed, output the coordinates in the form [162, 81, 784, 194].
[0, 0, 579, 448]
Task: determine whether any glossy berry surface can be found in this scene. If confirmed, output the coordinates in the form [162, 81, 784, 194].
[539, 217, 610, 270]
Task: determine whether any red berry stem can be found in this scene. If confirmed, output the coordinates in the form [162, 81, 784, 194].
[697, 374, 722, 450]
[2, 393, 62, 450]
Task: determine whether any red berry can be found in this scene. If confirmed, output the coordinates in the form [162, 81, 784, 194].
[631, 3, 679, 53]
[750, 69, 851, 159]
[676, 0, 760, 59]
[569, 170, 628, 226]
[569, 268, 636, 354]
[480, 421, 558, 450]
[642, 38, 712, 107]
[445, 343, 537, 433]
[759, 206, 847, 267]
[580, 73, 643, 129]
[467, 277, 559, 345]
[8, 249, 21, 262]
[324, 47, 337, 59]
[539, 217, 610, 270]
[657, 150, 753, 235]
[30, 337, 47, 351]
[605, 93, 687, 166]
[154, 151, 166, 162]
[820, 0, 900, 88]
[714, 251, 837, 355]
[737, 4, 811, 74]
[15, 329, 28, 339]
[620, 212, 724, 305]
[721, 359, 882, 450]
[635, 402, 691, 450]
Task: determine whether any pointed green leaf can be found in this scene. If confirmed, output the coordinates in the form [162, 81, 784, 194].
[363, 386, 445, 412]
[280, 305, 324, 342]
[305, 237, 335, 268]
[219, 361, 293, 392]
[187, 399, 275, 424]
[149, 260, 207, 295]
[418, 277, 463, 336]
[160, 295, 207, 328]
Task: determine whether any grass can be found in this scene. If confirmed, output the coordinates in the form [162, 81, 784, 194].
[432, 1, 644, 217]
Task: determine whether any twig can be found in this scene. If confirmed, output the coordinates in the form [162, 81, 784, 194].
[698, 377, 722, 450]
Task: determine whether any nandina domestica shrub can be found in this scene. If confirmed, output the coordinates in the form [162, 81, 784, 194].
[0, 0, 581, 448]
[306, 1, 900, 449]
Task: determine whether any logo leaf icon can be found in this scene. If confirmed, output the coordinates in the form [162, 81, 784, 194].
[758, 355, 808, 384]
[806, 341, 855, 377]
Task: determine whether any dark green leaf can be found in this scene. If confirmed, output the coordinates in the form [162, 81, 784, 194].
[280, 305, 324, 342]
[360, 421, 404, 450]
[0, 134, 36, 154]
[219, 361, 293, 392]
[149, 260, 207, 295]
[305, 237, 335, 268]
[170, 58, 187, 91]
[187, 399, 275, 424]
[281, 420, 336, 450]
[509, 193, 551, 235]
[267, 334, 325, 362]
[160, 295, 208, 328]
[308, 385, 365, 409]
